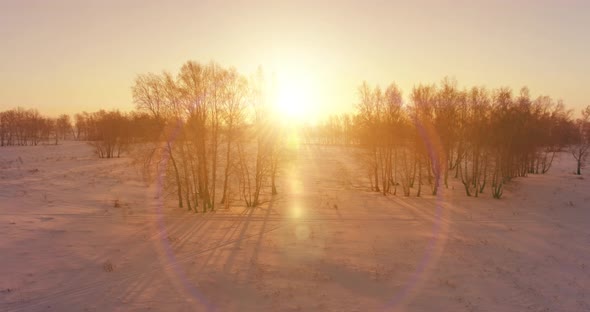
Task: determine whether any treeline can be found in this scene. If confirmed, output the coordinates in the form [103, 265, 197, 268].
[0, 107, 162, 158]
[73, 110, 162, 158]
[303, 114, 357, 145]
[310, 78, 589, 198]
[133, 61, 284, 212]
[0, 108, 72, 146]
[4, 71, 588, 204]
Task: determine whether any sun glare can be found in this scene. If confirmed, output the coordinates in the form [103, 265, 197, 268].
[273, 69, 316, 124]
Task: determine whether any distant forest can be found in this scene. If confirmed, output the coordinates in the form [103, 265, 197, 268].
[1, 61, 589, 205]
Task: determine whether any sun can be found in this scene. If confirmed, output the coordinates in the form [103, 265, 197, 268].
[273, 69, 316, 124]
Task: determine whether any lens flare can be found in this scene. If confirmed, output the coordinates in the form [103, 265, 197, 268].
[383, 118, 451, 310]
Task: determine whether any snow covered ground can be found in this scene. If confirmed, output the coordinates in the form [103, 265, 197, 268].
[1, 142, 589, 311]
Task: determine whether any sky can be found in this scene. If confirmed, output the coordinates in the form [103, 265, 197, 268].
[1, 0, 589, 119]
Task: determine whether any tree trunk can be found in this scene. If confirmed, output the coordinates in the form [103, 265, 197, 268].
[167, 143, 183, 208]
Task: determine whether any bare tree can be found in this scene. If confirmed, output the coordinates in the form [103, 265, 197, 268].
[87, 110, 131, 158]
[220, 69, 249, 203]
[56, 114, 72, 140]
[570, 105, 590, 175]
[131, 61, 283, 212]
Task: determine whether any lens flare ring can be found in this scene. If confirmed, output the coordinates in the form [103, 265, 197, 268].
[155, 119, 215, 311]
[154, 115, 448, 311]
[383, 118, 449, 311]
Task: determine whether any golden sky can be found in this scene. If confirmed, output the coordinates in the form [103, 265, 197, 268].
[1, 0, 589, 119]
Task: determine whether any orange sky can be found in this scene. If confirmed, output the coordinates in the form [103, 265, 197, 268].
[1, 0, 589, 119]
